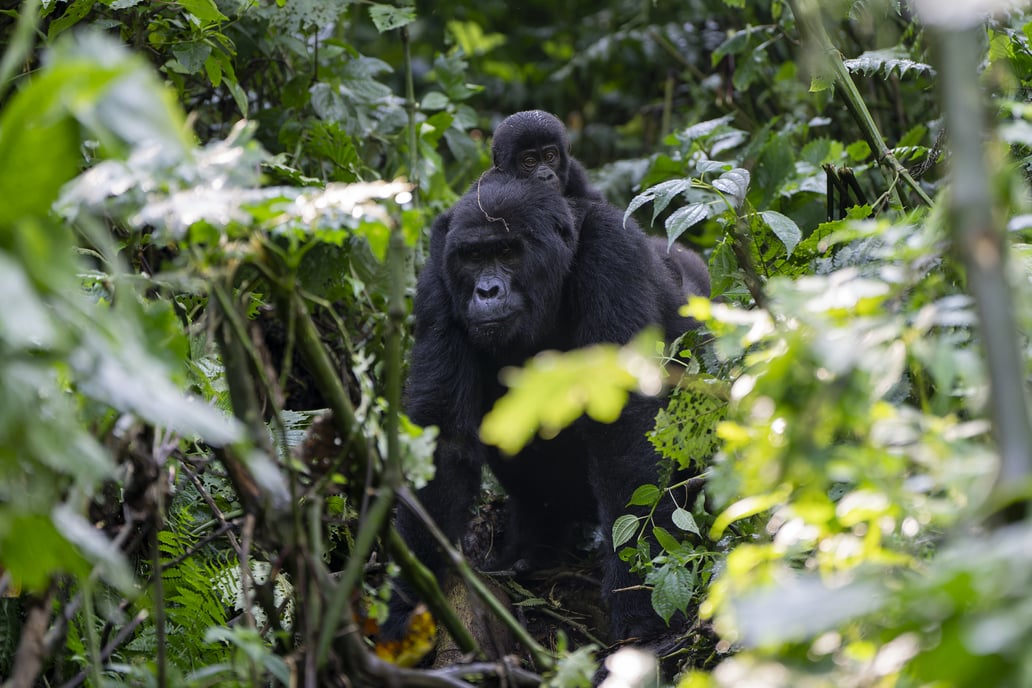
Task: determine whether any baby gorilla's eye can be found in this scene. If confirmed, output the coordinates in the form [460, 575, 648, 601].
[519, 153, 538, 170]
[543, 149, 558, 163]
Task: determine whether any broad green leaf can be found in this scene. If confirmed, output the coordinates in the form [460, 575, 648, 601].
[653, 526, 681, 555]
[649, 564, 694, 623]
[628, 484, 661, 506]
[624, 178, 691, 227]
[847, 140, 872, 161]
[47, 0, 96, 38]
[712, 167, 750, 208]
[172, 42, 212, 74]
[759, 210, 802, 256]
[177, 0, 227, 24]
[612, 514, 641, 550]
[480, 339, 660, 455]
[665, 202, 711, 243]
[369, 3, 416, 33]
[0, 514, 87, 591]
[674, 115, 735, 144]
[0, 72, 80, 226]
[420, 91, 450, 110]
[672, 508, 701, 536]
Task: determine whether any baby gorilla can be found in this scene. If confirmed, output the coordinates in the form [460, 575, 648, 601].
[388, 171, 709, 643]
[491, 109, 604, 201]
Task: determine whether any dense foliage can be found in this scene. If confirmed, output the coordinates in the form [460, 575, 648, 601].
[2, 0, 1032, 686]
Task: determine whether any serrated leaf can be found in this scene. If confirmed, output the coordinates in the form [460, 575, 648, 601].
[708, 239, 737, 298]
[676, 115, 735, 143]
[368, 3, 416, 32]
[712, 167, 750, 208]
[612, 514, 641, 550]
[649, 564, 694, 623]
[759, 210, 802, 256]
[696, 159, 734, 174]
[628, 484, 661, 506]
[672, 508, 701, 536]
[665, 202, 711, 243]
[624, 178, 692, 227]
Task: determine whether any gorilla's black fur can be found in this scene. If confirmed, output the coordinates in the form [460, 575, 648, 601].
[491, 110, 604, 201]
[389, 172, 710, 642]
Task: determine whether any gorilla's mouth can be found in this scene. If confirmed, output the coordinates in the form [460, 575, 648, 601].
[470, 314, 514, 328]
[467, 314, 521, 348]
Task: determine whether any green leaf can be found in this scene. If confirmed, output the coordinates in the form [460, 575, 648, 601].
[369, 3, 417, 32]
[653, 526, 682, 555]
[712, 167, 750, 208]
[0, 514, 87, 591]
[649, 564, 694, 623]
[47, 0, 96, 39]
[847, 140, 872, 161]
[672, 508, 701, 536]
[177, 0, 227, 24]
[628, 484, 661, 506]
[172, 42, 212, 74]
[420, 91, 450, 111]
[665, 203, 711, 243]
[759, 210, 802, 256]
[0, 73, 80, 227]
[624, 178, 691, 227]
[480, 341, 656, 455]
[445, 20, 507, 56]
[612, 514, 641, 550]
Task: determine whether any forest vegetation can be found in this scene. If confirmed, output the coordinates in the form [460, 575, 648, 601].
[3, 0, 1032, 686]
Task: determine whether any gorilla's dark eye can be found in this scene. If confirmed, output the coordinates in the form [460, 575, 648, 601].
[519, 153, 538, 170]
[543, 149, 557, 163]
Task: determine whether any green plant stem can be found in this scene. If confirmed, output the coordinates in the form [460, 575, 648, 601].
[788, 0, 933, 209]
[278, 287, 372, 474]
[315, 487, 395, 666]
[385, 197, 406, 492]
[0, 0, 40, 105]
[395, 487, 556, 671]
[937, 27, 1032, 507]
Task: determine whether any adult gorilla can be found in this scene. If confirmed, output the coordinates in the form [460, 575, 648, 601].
[491, 110, 604, 201]
[387, 172, 709, 643]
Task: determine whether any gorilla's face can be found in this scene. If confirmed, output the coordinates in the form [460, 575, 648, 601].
[442, 175, 578, 354]
[492, 110, 571, 192]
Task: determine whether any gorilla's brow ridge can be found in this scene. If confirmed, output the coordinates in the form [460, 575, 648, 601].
[475, 171, 511, 232]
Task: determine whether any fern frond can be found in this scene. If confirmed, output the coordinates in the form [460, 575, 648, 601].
[844, 47, 936, 80]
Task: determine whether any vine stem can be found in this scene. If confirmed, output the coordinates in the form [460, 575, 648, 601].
[787, 0, 933, 209]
